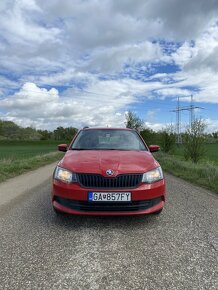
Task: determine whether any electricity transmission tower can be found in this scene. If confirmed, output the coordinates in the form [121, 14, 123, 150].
[171, 95, 203, 144]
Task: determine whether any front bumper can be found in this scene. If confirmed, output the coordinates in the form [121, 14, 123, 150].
[52, 179, 165, 216]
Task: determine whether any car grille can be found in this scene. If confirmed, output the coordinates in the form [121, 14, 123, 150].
[77, 173, 143, 188]
[55, 196, 162, 212]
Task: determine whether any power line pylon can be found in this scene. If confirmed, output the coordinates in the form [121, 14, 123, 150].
[170, 95, 204, 144]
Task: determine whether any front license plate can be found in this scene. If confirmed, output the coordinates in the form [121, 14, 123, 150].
[88, 192, 131, 202]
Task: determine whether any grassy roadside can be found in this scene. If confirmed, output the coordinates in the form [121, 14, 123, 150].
[155, 152, 218, 194]
[0, 140, 66, 182]
[0, 151, 63, 183]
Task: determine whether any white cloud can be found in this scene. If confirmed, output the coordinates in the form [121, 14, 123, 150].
[155, 87, 192, 99]
[145, 121, 169, 132]
[145, 109, 160, 122]
[0, 0, 218, 131]
[1, 0, 218, 76]
[204, 118, 218, 133]
[172, 24, 218, 71]
[0, 79, 184, 130]
[1, 1, 60, 44]
[170, 69, 218, 104]
[86, 42, 162, 73]
[172, 42, 196, 67]
[0, 82, 138, 129]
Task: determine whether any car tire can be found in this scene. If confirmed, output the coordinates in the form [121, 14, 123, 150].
[152, 209, 163, 215]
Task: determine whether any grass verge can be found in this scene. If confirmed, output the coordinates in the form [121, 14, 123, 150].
[155, 152, 218, 194]
[0, 152, 63, 183]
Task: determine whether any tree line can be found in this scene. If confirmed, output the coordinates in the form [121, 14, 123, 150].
[1, 112, 218, 164]
[0, 120, 78, 141]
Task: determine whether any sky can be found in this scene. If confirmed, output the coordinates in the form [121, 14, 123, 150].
[0, 0, 218, 132]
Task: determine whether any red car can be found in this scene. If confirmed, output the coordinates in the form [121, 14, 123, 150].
[52, 127, 165, 216]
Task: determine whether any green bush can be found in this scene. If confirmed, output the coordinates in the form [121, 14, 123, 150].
[160, 131, 176, 153]
[183, 119, 206, 163]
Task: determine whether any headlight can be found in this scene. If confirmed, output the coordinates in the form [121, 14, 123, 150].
[142, 167, 163, 183]
[54, 166, 77, 183]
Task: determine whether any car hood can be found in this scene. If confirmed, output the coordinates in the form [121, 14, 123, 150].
[58, 150, 160, 177]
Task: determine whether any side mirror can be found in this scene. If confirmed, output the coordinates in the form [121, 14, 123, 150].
[149, 145, 160, 152]
[58, 144, 68, 152]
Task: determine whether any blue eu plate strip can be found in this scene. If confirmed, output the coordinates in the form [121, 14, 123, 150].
[88, 192, 93, 201]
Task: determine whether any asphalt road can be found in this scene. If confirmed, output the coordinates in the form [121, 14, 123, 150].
[0, 174, 217, 290]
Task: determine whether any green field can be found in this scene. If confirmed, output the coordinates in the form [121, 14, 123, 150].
[171, 143, 218, 165]
[0, 140, 65, 182]
[0, 140, 65, 160]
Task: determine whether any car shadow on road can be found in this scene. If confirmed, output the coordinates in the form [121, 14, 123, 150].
[39, 193, 164, 230]
[49, 209, 163, 231]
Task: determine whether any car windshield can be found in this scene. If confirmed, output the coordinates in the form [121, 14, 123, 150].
[71, 129, 147, 151]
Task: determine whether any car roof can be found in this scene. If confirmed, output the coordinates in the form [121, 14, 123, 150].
[81, 127, 135, 131]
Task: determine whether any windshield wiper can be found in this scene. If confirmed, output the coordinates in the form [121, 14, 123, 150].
[96, 148, 129, 150]
[71, 148, 88, 150]
[71, 148, 100, 150]
[71, 148, 144, 151]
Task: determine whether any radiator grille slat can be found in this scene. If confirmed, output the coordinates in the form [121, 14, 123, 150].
[77, 173, 142, 188]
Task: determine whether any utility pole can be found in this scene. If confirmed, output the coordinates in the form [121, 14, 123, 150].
[190, 94, 194, 129]
[170, 95, 203, 144]
[176, 96, 181, 144]
[189, 95, 204, 130]
[171, 96, 183, 144]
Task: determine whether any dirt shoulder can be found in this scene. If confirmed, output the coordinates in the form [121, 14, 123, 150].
[0, 161, 58, 207]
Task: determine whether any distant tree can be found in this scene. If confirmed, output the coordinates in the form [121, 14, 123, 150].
[0, 119, 78, 141]
[21, 127, 41, 140]
[53, 126, 78, 141]
[140, 128, 157, 145]
[0, 120, 20, 139]
[0, 120, 42, 140]
[53, 127, 66, 140]
[159, 125, 176, 153]
[0, 121, 3, 136]
[37, 130, 53, 140]
[125, 111, 144, 131]
[212, 131, 218, 140]
[64, 127, 78, 140]
[183, 119, 206, 163]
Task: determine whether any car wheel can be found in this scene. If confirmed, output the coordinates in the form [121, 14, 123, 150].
[152, 209, 163, 215]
